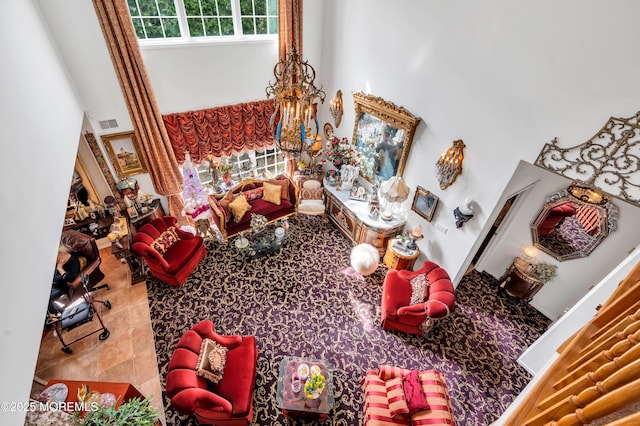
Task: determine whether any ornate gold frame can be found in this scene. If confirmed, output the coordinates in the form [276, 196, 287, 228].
[102, 130, 147, 179]
[352, 92, 420, 182]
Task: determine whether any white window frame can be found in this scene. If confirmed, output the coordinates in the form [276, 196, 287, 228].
[131, 0, 278, 46]
[196, 148, 286, 194]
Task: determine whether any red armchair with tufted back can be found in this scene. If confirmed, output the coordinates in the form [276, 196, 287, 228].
[166, 320, 258, 425]
[131, 216, 206, 286]
[381, 261, 456, 335]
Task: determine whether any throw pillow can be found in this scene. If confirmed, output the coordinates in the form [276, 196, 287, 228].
[196, 338, 228, 384]
[229, 194, 252, 223]
[243, 187, 264, 201]
[385, 377, 410, 417]
[409, 274, 429, 306]
[268, 178, 290, 200]
[301, 187, 324, 200]
[219, 190, 235, 221]
[403, 369, 430, 414]
[151, 227, 180, 255]
[262, 182, 282, 206]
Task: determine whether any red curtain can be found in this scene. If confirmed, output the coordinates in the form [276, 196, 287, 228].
[163, 100, 276, 164]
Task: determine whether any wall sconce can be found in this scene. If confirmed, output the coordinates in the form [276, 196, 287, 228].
[329, 90, 344, 128]
[453, 198, 474, 228]
[435, 139, 465, 190]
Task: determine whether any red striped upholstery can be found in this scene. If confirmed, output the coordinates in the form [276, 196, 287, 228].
[361, 366, 456, 426]
[575, 204, 600, 235]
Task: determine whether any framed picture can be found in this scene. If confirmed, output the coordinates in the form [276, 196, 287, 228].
[102, 131, 147, 179]
[412, 186, 439, 222]
[64, 217, 76, 226]
[127, 206, 139, 219]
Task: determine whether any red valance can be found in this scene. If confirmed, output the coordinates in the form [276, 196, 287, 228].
[163, 99, 276, 164]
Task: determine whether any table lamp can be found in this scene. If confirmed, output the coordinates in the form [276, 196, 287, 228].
[379, 176, 410, 221]
[407, 224, 423, 250]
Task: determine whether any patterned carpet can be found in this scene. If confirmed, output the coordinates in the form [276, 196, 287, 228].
[147, 216, 551, 425]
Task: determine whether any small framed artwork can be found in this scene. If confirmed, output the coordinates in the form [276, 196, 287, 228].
[64, 217, 76, 226]
[412, 186, 439, 222]
[350, 186, 367, 201]
[126, 206, 139, 219]
[102, 131, 147, 179]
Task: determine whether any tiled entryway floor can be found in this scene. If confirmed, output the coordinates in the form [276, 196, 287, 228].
[32, 246, 165, 424]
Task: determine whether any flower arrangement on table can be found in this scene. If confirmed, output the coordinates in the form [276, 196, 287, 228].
[531, 262, 557, 283]
[207, 155, 234, 174]
[303, 372, 326, 399]
[321, 137, 362, 170]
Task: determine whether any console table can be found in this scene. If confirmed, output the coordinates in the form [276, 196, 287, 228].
[498, 257, 545, 301]
[324, 184, 405, 256]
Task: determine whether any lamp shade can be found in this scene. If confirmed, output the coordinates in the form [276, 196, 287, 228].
[379, 177, 410, 203]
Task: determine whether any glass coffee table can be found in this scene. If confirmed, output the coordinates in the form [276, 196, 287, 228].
[232, 221, 294, 259]
[276, 357, 334, 422]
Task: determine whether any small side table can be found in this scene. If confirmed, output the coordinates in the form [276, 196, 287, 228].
[383, 239, 420, 271]
[498, 257, 545, 301]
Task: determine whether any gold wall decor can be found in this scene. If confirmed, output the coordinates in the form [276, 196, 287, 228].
[352, 92, 421, 183]
[535, 111, 640, 207]
[435, 139, 465, 190]
[329, 90, 343, 128]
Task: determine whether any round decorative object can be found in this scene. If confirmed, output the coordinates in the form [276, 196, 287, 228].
[38, 383, 68, 403]
[235, 237, 249, 249]
[297, 363, 310, 380]
[100, 392, 117, 407]
[275, 227, 285, 239]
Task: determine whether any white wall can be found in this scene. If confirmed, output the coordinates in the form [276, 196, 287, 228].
[475, 161, 640, 320]
[0, 2, 85, 424]
[320, 0, 640, 284]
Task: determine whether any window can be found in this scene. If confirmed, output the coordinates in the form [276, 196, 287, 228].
[127, 0, 278, 41]
[196, 148, 286, 194]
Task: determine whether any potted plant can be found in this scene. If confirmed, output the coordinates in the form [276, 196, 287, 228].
[531, 262, 557, 283]
[74, 396, 158, 426]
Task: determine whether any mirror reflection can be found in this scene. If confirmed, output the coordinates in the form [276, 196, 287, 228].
[530, 183, 618, 261]
[351, 92, 420, 183]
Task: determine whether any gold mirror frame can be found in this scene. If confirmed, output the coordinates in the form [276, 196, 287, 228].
[352, 92, 420, 183]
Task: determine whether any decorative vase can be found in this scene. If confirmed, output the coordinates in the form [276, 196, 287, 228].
[223, 173, 232, 187]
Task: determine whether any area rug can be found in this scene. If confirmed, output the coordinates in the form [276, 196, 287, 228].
[147, 216, 550, 425]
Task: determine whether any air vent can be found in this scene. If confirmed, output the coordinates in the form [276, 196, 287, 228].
[99, 119, 118, 130]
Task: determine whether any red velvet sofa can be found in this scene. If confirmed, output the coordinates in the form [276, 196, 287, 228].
[536, 202, 576, 237]
[381, 261, 456, 335]
[166, 320, 258, 425]
[131, 216, 206, 286]
[209, 175, 299, 241]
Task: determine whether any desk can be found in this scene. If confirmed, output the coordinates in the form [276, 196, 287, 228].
[498, 257, 545, 301]
[324, 184, 405, 256]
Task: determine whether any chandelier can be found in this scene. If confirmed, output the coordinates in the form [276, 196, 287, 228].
[266, 47, 325, 157]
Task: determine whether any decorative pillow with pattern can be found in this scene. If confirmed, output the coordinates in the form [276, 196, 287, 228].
[262, 181, 282, 205]
[385, 377, 410, 417]
[196, 338, 228, 384]
[151, 227, 180, 255]
[409, 274, 429, 306]
[229, 194, 252, 222]
[301, 187, 324, 200]
[243, 187, 264, 201]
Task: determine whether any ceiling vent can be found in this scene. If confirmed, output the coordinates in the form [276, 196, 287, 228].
[99, 119, 118, 130]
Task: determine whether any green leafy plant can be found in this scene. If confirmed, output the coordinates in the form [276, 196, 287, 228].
[74, 397, 158, 426]
[532, 262, 557, 283]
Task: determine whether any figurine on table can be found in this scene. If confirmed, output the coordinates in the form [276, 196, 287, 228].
[116, 178, 152, 211]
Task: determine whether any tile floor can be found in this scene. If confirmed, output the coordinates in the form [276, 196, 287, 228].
[31, 246, 165, 425]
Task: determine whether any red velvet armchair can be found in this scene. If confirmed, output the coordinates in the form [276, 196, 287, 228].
[381, 261, 456, 335]
[131, 216, 206, 286]
[166, 320, 258, 425]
